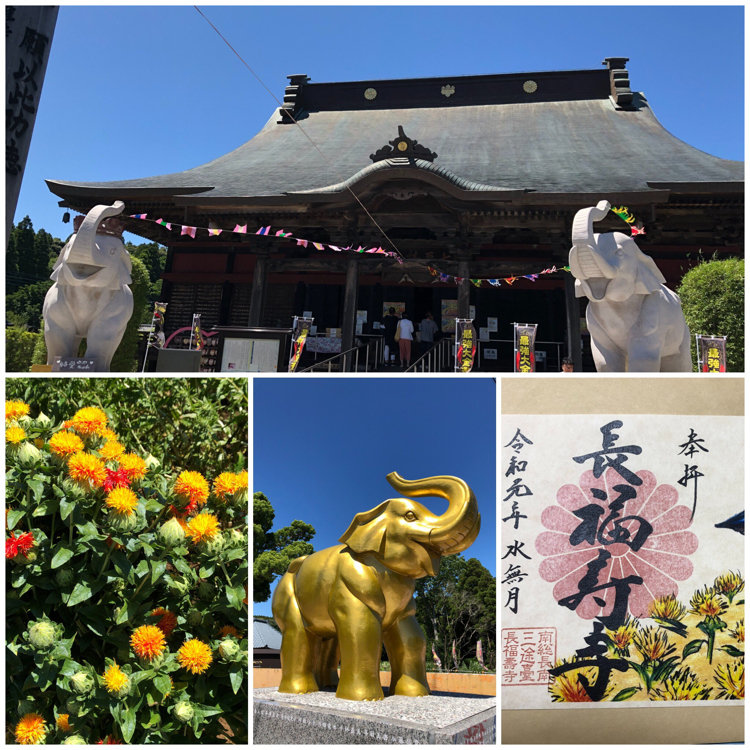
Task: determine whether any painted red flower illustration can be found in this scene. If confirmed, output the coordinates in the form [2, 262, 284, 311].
[536, 467, 698, 619]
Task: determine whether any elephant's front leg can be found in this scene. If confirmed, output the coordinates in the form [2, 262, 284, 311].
[330, 585, 384, 701]
[384, 613, 429, 697]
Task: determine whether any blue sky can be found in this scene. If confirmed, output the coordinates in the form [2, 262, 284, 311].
[252, 377, 496, 617]
[14, 5, 744, 248]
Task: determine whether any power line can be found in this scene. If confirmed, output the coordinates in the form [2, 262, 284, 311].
[193, 6, 405, 263]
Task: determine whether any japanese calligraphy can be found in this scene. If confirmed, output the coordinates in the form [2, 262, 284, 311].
[677, 428, 709, 520]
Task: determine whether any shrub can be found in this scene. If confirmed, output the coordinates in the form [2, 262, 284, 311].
[5, 388, 248, 744]
[677, 257, 744, 372]
[6, 327, 40, 372]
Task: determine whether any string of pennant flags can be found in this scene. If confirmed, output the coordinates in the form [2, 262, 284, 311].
[126, 204, 643, 287]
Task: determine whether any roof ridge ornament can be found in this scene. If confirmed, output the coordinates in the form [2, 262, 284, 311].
[370, 126, 438, 163]
[602, 57, 635, 110]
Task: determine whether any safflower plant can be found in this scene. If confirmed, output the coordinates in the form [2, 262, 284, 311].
[6, 396, 248, 744]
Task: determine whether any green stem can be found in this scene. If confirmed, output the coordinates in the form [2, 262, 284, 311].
[132, 572, 149, 600]
[96, 543, 115, 581]
[219, 560, 232, 587]
[707, 630, 715, 664]
[50, 514, 56, 544]
[69, 518, 74, 545]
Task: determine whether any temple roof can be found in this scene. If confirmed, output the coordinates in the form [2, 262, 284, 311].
[47, 59, 742, 208]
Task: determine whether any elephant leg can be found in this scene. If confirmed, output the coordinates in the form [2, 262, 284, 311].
[627, 339, 662, 372]
[84, 291, 134, 371]
[384, 614, 429, 697]
[331, 588, 384, 701]
[272, 573, 319, 694]
[314, 637, 339, 688]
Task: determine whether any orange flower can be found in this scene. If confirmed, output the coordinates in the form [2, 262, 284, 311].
[49, 431, 85, 458]
[177, 639, 213, 674]
[99, 440, 126, 461]
[130, 625, 167, 661]
[118, 453, 147, 482]
[151, 607, 178, 637]
[213, 472, 241, 499]
[56, 714, 71, 732]
[174, 471, 210, 509]
[15, 713, 46, 744]
[218, 625, 241, 638]
[6, 400, 30, 422]
[186, 513, 220, 544]
[68, 452, 106, 488]
[105, 487, 139, 516]
[97, 427, 119, 442]
[68, 406, 108, 435]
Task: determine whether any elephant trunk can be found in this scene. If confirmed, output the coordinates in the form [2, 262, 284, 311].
[67, 201, 125, 266]
[569, 200, 616, 299]
[386, 472, 480, 555]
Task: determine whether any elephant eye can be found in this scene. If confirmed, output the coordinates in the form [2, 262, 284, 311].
[404, 511, 417, 522]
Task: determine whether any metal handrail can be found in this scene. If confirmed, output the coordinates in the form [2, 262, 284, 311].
[297, 342, 372, 373]
[404, 338, 452, 373]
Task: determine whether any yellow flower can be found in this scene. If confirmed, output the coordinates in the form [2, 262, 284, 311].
[56, 713, 71, 732]
[548, 659, 613, 702]
[174, 470, 210, 507]
[99, 440, 126, 461]
[177, 638, 213, 674]
[67, 406, 108, 435]
[652, 667, 711, 700]
[105, 487, 139, 516]
[68, 452, 107, 488]
[49, 431, 85, 458]
[634, 627, 674, 661]
[186, 513, 220, 544]
[97, 427, 119, 442]
[213, 471, 242, 498]
[714, 571, 745, 603]
[130, 625, 167, 661]
[606, 617, 638, 654]
[102, 663, 128, 694]
[729, 619, 744, 643]
[15, 713, 46, 744]
[6, 400, 30, 423]
[648, 593, 687, 621]
[714, 662, 744, 699]
[6, 424, 27, 444]
[690, 586, 728, 618]
[118, 453, 148, 482]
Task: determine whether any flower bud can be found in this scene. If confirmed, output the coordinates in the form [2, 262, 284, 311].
[186, 609, 202, 628]
[172, 700, 194, 723]
[64, 699, 79, 716]
[29, 620, 57, 649]
[218, 639, 240, 661]
[17, 440, 43, 465]
[13, 549, 37, 566]
[107, 512, 139, 533]
[61, 478, 87, 501]
[70, 672, 94, 695]
[55, 568, 75, 588]
[34, 410, 52, 428]
[112, 578, 127, 593]
[159, 517, 186, 547]
[62, 735, 87, 745]
[144, 453, 160, 469]
[225, 528, 246, 548]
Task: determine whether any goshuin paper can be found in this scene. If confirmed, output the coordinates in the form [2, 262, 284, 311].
[501, 413, 744, 709]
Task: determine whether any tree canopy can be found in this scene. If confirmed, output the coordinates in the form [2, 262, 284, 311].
[677, 257, 744, 372]
[253, 492, 316, 603]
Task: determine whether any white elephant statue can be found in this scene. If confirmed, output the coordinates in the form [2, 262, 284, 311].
[43, 201, 133, 371]
[569, 200, 692, 372]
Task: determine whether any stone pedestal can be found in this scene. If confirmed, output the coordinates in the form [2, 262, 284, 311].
[254, 688, 496, 744]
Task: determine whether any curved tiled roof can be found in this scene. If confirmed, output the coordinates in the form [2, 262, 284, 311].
[253, 618, 281, 650]
[47, 64, 742, 205]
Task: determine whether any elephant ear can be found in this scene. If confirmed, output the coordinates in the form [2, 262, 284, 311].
[632, 244, 666, 294]
[339, 501, 389, 555]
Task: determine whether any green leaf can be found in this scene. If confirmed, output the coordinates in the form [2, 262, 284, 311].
[199, 564, 215, 578]
[153, 673, 172, 697]
[612, 686, 640, 701]
[682, 639, 706, 658]
[151, 558, 167, 585]
[112, 551, 134, 583]
[135, 559, 149, 578]
[51, 544, 75, 569]
[7, 509, 24, 530]
[67, 581, 93, 606]
[228, 666, 243, 694]
[720, 644, 745, 657]
[172, 557, 192, 576]
[28, 477, 45, 502]
[115, 600, 132, 625]
[226, 584, 246, 610]
[59, 496, 75, 521]
[121, 706, 136, 743]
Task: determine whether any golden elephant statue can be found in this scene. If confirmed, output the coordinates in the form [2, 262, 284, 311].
[271, 472, 480, 701]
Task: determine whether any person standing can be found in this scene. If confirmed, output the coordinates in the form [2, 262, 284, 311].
[419, 311, 439, 357]
[397, 311, 415, 369]
[382, 307, 399, 367]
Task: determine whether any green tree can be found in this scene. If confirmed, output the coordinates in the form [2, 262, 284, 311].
[677, 257, 744, 372]
[415, 554, 496, 672]
[110, 254, 151, 372]
[253, 492, 315, 603]
[6, 279, 53, 331]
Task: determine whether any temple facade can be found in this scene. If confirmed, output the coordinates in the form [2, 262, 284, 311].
[46, 58, 743, 371]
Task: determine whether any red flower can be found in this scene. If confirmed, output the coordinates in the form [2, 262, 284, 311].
[104, 468, 132, 492]
[6, 531, 33, 559]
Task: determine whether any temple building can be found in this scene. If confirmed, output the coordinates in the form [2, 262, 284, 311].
[46, 57, 743, 371]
